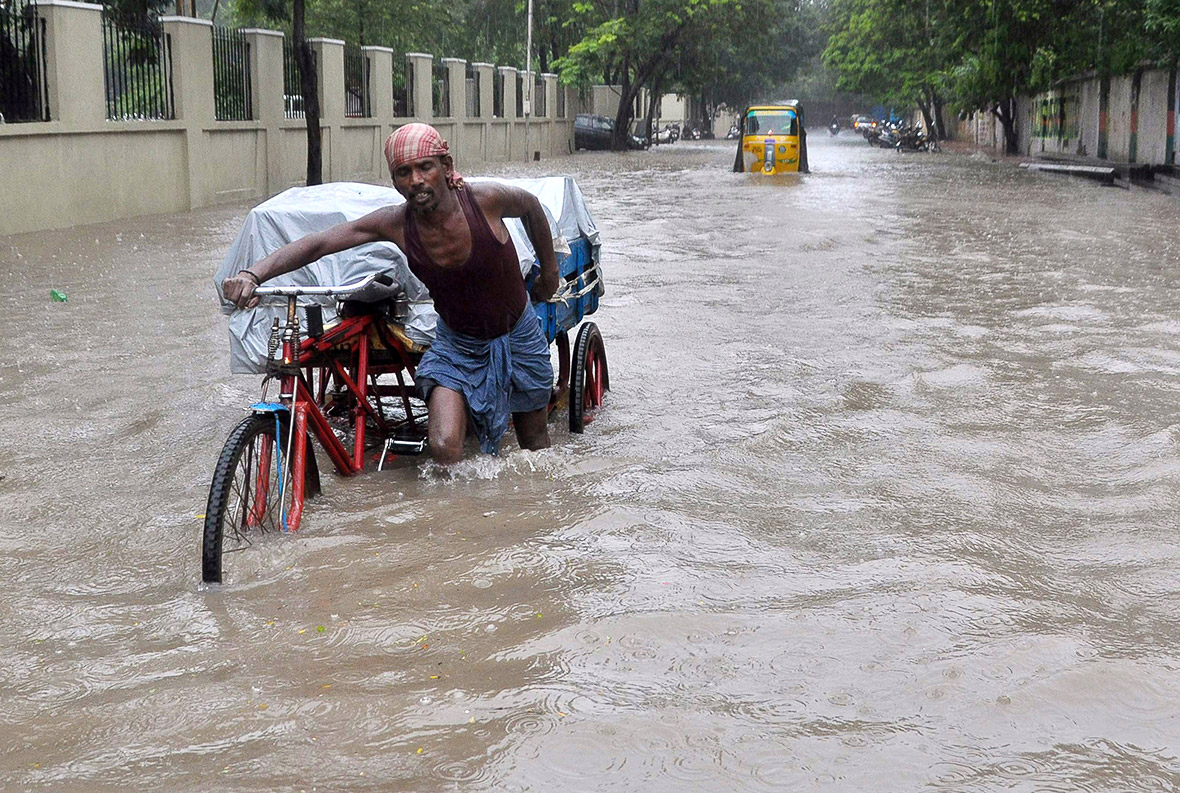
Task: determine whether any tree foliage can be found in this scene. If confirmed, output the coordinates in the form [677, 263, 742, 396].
[823, 0, 1167, 152]
[554, 0, 820, 148]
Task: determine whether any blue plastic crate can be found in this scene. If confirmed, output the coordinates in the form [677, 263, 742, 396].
[531, 237, 598, 343]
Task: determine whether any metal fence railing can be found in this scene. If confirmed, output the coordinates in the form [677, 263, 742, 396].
[343, 44, 369, 118]
[102, 11, 174, 121]
[556, 82, 566, 118]
[462, 62, 476, 118]
[391, 56, 408, 117]
[212, 26, 251, 121]
[394, 55, 411, 117]
[492, 69, 503, 118]
[432, 59, 449, 117]
[282, 39, 316, 118]
[0, 0, 48, 123]
[515, 72, 524, 117]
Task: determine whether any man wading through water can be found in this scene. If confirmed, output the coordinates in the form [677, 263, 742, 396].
[221, 123, 560, 463]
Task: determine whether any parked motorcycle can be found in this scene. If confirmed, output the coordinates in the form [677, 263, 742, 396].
[895, 126, 941, 152]
[726, 123, 740, 140]
[895, 126, 924, 151]
[651, 124, 677, 145]
[876, 122, 901, 148]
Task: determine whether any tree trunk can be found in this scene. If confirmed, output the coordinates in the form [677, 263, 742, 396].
[644, 80, 660, 145]
[931, 98, 945, 140]
[918, 96, 934, 139]
[611, 54, 636, 150]
[608, 17, 691, 150]
[293, 0, 322, 185]
[993, 98, 1017, 155]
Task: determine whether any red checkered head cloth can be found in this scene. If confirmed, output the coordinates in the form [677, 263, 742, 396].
[384, 123, 464, 189]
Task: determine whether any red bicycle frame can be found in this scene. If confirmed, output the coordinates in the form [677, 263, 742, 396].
[270, 302, 422, 531]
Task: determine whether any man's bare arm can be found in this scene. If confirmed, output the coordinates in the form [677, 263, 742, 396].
[222, 207, 400, 309]
[480, 183, 559, 303]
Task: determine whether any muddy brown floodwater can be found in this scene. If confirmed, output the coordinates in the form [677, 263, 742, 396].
[3, 134, 1180, 791]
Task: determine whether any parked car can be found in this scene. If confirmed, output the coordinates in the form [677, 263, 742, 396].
[574, 113, 647, 150]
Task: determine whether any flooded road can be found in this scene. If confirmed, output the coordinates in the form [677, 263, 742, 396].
[3, 133, 1180, 790]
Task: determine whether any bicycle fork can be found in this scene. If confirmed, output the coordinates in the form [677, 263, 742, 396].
[253, 297, 310, 532]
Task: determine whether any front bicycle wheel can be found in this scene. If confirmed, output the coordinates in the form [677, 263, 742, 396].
[202, 413, 295, 584]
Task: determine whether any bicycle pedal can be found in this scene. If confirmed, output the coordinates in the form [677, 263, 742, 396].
[390, 437, 428, 454]
[377, 433, 427, 470]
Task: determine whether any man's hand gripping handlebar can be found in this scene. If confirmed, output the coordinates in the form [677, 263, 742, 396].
[225, 272, 397, 309]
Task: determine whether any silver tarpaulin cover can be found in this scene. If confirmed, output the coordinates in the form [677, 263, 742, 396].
[214, 177, 602, 374]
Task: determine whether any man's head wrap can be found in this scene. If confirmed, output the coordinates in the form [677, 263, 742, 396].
[384, 123, 464, 189]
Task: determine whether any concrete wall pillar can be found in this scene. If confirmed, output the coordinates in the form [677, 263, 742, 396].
[442, 57, 464, 119]
[242, 29, 283, 197]
[160, 16, 213, 122]
[520, 69, 534, 117]
[499, 66, 518, 119]
[1138, 67, 1170, 165]
[364, 45, 394, 177]
[363, 46, 395, 120]
[161, 16, 213, 209]
[309, 38, 345, 122]
[309, 38, 344, 179]
[243, 29, 283, 124]
[473, 63, 494, 119]
[542, 73, 557, 120]
[39, 0, 106, 125]
[406, 52, 433, 118]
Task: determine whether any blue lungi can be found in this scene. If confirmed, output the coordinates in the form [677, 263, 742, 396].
[416, 309, 553, 454]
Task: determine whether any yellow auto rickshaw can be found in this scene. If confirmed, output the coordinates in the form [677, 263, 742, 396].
[732, 101, 809, 174]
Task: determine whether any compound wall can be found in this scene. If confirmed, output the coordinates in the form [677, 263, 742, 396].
[0, 0, 580, 235]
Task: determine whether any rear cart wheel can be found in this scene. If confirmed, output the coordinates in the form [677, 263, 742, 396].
[570, 322, 609, 434]
[549, 330, 572, 414]
[201, 413, 318, 583]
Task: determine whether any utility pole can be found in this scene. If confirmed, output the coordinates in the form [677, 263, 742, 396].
[524, 0, 534, 162]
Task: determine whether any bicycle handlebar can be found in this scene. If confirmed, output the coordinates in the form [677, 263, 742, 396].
[250, 266, 593, 305]
[252, 272, 396, 298]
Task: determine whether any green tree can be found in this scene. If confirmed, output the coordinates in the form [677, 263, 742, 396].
[668, 0, 823, 126]
[557, 0, 814, 149]
[824, 0, 1157, 153]
[944, 0, 1152, 153]
[1146, 0, 1180, 55]
[823, 0, 956, 138]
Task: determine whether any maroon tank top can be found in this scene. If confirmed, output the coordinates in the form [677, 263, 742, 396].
[403, 187, 528, 339]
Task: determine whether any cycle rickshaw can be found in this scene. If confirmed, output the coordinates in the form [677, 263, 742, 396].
[202, 179, 608, 584]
